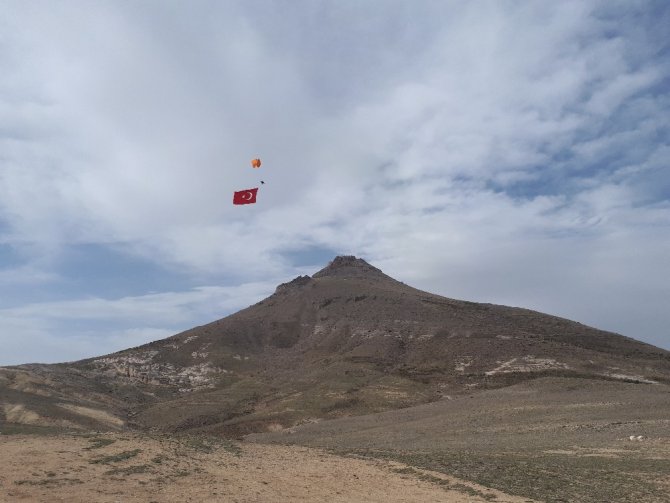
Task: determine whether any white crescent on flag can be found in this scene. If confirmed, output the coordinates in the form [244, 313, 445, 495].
[233, 188, 259, 205]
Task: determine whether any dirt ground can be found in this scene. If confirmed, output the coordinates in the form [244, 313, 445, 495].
[0, 433, 536, 503]
[250, 378, 670, 503]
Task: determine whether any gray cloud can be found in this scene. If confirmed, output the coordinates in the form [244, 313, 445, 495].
[0, 0, 668, 363]
[0, 280, 278, 365]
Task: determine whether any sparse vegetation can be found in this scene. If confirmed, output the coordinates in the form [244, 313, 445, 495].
[0, 423, 67, 436]
[253, 376, 670, 503]
[366, 449, 670, 503]
[15, 477, 83, 487]
[84, 437, 116, 450]
[105, 464, 151, 476]
[2, 258, 670, 502]
[3, 430, 670, 502]
[90, 449, 142, 465]
[320, 397, 361, 413]
[177, 434, 242, 456]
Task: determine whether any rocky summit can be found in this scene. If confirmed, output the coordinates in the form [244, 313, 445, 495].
[1, 256, 669, 436]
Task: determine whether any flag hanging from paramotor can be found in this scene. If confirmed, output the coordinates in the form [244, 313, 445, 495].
[233, 188, 258, 205]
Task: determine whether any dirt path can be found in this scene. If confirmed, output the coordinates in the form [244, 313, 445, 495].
[0, 433, 536, 502]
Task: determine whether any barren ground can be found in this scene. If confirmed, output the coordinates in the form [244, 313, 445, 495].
[250, 378, 670, 503]
[0, 432, 535, 502]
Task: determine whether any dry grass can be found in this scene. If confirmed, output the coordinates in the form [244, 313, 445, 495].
[0, 432, 533, 502]
[250, 377, 670, 503]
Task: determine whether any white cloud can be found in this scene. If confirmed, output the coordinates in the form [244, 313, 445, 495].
[0, 280, 277, 365]
[0, 1, 668, 362]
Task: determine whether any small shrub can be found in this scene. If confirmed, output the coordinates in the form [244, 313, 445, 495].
[84, 438, 116, 450]
[90, 449, 141, 464]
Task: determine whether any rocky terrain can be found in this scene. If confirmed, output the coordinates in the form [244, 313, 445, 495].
[2, 256, 669, 435]
[1, 255, 669, 501]
[251, 376, 670, 502]
[0, 432, 538, 502]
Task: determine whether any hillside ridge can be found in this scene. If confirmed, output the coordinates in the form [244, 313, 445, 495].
[1, 255, 669, 436]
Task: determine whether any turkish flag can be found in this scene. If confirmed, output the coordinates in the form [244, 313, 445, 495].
[233, 188, 258, 205]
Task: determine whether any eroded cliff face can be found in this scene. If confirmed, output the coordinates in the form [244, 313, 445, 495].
[93, 356, 227, 392]
[93, 353, 224, 390]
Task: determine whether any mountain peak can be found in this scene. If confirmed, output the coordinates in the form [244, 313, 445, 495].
[312, 255, 390, 280]
[274, 275, 312, 294]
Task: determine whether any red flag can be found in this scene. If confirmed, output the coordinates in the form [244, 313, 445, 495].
[233, 188, 258, 205]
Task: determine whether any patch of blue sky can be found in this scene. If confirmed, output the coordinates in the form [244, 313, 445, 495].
[484, 163, 576, 200]
[48, 317, 124, 337]
[596, 1, 669, 44]
[1, 285, 57, 309]
[631, 168, 670, 206]
[0, 242, 23, 267]
[421, 205, 447, 216]
[280, 245, 341, 270]
[55, 243, 194, 299]
[499, 116, 667, 202]
[378, 178, 412, 190]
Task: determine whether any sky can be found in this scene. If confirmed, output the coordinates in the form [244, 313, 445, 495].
[1, 1, 668, 365]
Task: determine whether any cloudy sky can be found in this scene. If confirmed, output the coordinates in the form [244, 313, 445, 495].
[1, 1, 668, 365]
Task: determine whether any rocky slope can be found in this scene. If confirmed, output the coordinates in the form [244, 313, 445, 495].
[2, 256, 669, 435]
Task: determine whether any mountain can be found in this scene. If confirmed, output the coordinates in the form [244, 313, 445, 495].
[2, 256, 669, 436]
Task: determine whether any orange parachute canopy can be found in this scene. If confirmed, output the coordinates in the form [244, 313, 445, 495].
[251, 158, 261, 169]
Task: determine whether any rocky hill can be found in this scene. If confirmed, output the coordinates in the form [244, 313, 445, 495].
[2, 256, 669, 436]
